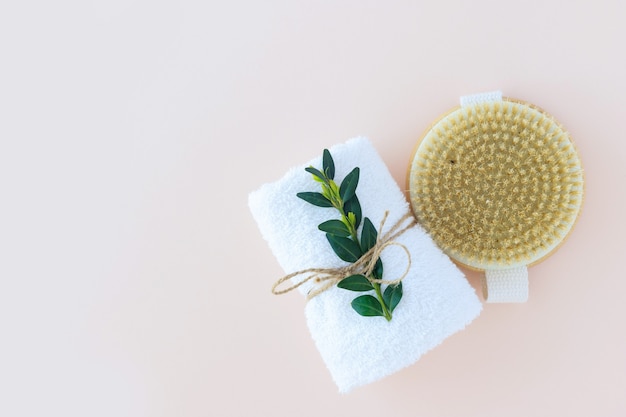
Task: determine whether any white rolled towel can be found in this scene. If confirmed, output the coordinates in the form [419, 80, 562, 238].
[249, 137, 481, 393]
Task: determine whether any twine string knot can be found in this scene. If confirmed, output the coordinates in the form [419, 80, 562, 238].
[271, 211, 416, 300]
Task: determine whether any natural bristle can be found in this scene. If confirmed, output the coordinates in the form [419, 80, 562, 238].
[408, 100, 584, 270]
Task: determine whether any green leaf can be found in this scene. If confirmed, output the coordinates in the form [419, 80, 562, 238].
[337, 274, 374, 292]
[326, 234, 362, 263]
[339, 167, 360, 202]
[360, 217, 378, 253]
[346, 212, 356, 228]
[323, 149, 335, 180]
[372, 258, 383, 279]
[328, 179, 339, 195]
[296, 192, 333, 207]
[351, 295, 385, 317]
[360, 217, 384, 278]
[318, 219, 351, 237]
[343, 195, 362, 229]
[321, 184, 333, 201]
[382, 282, 403, 313]
[305, 166, 326, 182]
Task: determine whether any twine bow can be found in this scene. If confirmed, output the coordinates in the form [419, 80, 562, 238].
[271, 211, 417, 300]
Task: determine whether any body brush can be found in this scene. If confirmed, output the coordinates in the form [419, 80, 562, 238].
[407, 91, 584, 302]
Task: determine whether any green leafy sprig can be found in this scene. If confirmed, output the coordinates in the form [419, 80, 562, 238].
[297, 149, 402, 321]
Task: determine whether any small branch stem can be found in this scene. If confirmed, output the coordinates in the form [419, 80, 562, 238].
[326, 176, 393, 321]
[373, 282, 392, 321]
[339, 205, 392, 322]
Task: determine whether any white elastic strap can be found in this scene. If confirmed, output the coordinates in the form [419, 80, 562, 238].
[460, 90, 502, 107]
[483, 266, 529, 303]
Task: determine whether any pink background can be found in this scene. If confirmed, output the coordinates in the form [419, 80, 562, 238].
[1, 1, 625, 416]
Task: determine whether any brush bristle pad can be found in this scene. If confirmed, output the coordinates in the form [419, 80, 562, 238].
[408, 100, 583, 270]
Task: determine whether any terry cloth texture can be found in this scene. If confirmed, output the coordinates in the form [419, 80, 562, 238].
[249, 137, 482, 393]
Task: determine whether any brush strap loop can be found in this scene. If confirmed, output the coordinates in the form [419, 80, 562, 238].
[483, 267, 529, 303]
[459, 90, 502, 107]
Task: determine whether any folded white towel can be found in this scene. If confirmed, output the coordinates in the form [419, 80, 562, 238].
[249, 137, 481, 393]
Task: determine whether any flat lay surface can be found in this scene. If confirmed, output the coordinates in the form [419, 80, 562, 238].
[1, 1, 625, 416]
